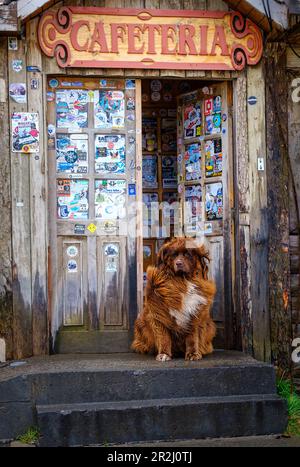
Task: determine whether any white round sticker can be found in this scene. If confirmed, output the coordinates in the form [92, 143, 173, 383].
[150, 80, 162, 92]
[67, 245, 78, 257]
[151, 91, 161, 102]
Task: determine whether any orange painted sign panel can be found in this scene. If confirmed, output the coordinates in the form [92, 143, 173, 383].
[38, 7, 263, 71]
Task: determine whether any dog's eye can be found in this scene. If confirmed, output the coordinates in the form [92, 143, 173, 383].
[184, 251, 192, 258]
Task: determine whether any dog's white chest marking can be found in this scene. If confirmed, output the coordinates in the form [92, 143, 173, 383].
[169, 282, 207, 329]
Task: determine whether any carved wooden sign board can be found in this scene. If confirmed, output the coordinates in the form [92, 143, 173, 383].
[38, 7, 263, 71]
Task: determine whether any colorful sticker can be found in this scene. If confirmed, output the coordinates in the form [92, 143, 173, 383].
[126, 97, 135, 111]
[142, 117, 157, 152]
[9, 83, 26, 103]
[12, 59, 23, 73]
[87, 223, 97, 233]
[142, 155, 158, 189]
[11, 112, 39, 153]
[95, 179, 126, 220]
[74, 224, 85, 235]
[49, 78, 59, 88]
[57, 179, 88, 219]
[204, 98, 213, 116]
[214, 95, 222, 112]
[47, 91, 55, 102]
[184, 185, 202, 233]
[205, 182, 223, 220]
[56, 134, 88, 174]
[95, 134, 125, 175]
[205, 139, 222, 177]
[56, 89, 88, 129]
[183, 101, 202, 139]
[8, 37, 18, 51]
[204, 222, 213, 235]
[184, 142, 201, 181]
[162, 155, 177, 188]
[125, 79, 135, 89]
[67, 259, 78, 273]
[30, 78, 39, 90]
[128, 183, 136, 196]
[94, 90, 124, 129]
[67, 245, 78, 257]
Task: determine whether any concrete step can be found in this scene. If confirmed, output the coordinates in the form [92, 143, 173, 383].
[30, 364, 277, 405]
[37, 394, 287, 447]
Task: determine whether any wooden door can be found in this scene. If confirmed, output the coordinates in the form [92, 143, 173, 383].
[47, 77, 139, 353]
[177, 83, 234, 348]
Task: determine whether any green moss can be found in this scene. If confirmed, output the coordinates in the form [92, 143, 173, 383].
[277, 378, 300, 436]
[16, 427, 40, 445]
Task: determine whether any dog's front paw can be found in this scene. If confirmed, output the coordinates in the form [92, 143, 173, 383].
[185, 352, 202, 361]
[156, 353, 172, 362]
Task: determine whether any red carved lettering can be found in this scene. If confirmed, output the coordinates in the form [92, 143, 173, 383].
[145, 24, 161, 54]
[88, 21, 109, 53]
[127, 24, 145, 54]
[161, 25, 177, 55]
[178, 25, 197, 55]
[70, 21, 90, 52]
[110, 23, 127, 53]
[210, 25, 230, 56]
[199, 25, 208, 55]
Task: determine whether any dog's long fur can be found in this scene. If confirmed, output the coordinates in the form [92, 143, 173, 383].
[132, 238, 216, 361]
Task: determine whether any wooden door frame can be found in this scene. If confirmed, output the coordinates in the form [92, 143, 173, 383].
[136, 77, 237, 350]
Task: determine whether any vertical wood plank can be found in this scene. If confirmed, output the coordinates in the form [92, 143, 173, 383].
[27, 18, 48, 355]
[265, 43, 291, 372]
[9, 40, 33, 358]
[0, 37, 13, 359]
[247, 63, 271, 362]
[136, 80, 143, 315]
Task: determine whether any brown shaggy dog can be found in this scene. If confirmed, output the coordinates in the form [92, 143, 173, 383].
[132, 237, 216, 361]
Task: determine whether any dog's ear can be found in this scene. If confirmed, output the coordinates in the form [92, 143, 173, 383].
[196, 245, 210, 279]
[156, 243, 170, 266]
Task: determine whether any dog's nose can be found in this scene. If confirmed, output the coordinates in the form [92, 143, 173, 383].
[175, 260, 183, 267]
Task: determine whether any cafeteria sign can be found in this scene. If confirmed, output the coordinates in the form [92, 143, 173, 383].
[38, 7, 263, 71]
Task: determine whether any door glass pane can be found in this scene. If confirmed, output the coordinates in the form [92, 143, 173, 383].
[56, 89, 88, 129]
[95, 134, 126, 175]
[95, 179, 126, 220]
[57, 179, 89, 219]
[94, 90, 125, 129]
[56, 134, 89, 174]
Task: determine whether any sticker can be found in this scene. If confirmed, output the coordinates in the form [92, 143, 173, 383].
[95, 179, 126, 220]
[30, 78, 39, 90]
[16, 201, 24, 207]
[162, 192, 178, 225]
[204, 222, 213, 235]
[205, 115, 213, 135]
[183, 101, 202, 138]
[127, 112, 135, 121]
[184, 142, 201, 181]
[125, 79, 135, 89]
[178, 183, 184, 194]
[185, 185, 202, 233]
[104, 243, 119, 256]
[26, 65, 41, 72]
[48, 137, 55, 150]
[129, 136, 135, 145]
[49, 78, 59, 88]
[57, 134, 88, 174]
[48, 124, 56, 136]
[222, 128, 226, 134]
[205, 182, 223, 220]
[126, 97, 135, 111]
[94, 90, 124, 129]
[9, 83, 26, 103]
[150, 80, 162, 92]
[143, 155, 158, 188]
[213, 113, 222, 130]
[57, 179, 88, 219]
[205, 139, 222, 178]
[202, 86, 210, 95]
[12, 59, 23, 73]
[214, 96, 222, 112]
[87, 223, 97, 233]
[222, 113, 227, 122]
[8, 37, 18, 51]
[142, 93, 149, 103]
[151, 91, 161, 102]
[162, 156, 177, 188]
[12, 112, 39, 153]
[61, 81, 83, 87]
[142, 117, 158, 152]
[128, 183, 136, 196]
[95, 134, 125, 175]
[204, 98, 213, 116]
[47, 91, 55, 102]
[74, 224, 85, 235]
[34, 155, 40, 160]
[101, 220, 117, 234]
[143, 246, 152, 258]
[57, 89, 88, 129]
[67, 259, 78, 273]
[248, 96, 257, 105]
[67, 245, 78, 257]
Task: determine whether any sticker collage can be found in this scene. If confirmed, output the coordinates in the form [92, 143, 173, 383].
[49, 79, 135, 223]
[178, 88, 224, 236]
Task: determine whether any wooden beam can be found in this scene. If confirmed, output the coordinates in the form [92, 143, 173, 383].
[264, 42, 292, 374]
[0, 1, 18, 33]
